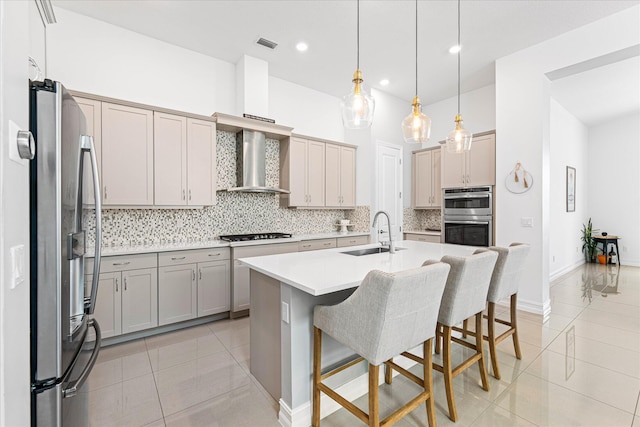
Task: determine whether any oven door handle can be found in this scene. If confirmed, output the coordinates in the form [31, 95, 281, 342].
[444, 193, 490, 199]
[444, 220, 490, 225]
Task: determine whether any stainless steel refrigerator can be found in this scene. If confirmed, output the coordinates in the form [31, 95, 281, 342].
[29, 80, 103, 426]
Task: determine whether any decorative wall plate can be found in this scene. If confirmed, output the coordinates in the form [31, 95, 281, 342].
[505, 162, 533, 193]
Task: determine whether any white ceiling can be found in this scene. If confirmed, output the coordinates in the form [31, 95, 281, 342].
[53, 0, 639, 111]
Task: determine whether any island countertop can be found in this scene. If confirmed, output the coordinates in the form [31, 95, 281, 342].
[240, 239, 477, 296]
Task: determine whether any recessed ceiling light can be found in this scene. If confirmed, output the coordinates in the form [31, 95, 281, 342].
[449, 45, 461, 54]
[296, 42, 308, 52]
[379, 79, 390, 86]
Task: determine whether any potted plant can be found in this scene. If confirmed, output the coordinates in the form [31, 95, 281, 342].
[581, 218, 598, 263]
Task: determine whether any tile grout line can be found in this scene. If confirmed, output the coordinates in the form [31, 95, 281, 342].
[144, 337, 167, 426]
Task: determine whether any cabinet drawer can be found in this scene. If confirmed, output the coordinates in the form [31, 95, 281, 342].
[404, 233, 441, 243]
[336, 235, 370, 248]
[88, 253, 157, 273]
[159, 247, 229, 266]
[232, 242, 300, 259]
[299, 238, 337, 252]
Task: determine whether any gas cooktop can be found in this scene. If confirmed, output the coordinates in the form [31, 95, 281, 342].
[218, 232, 293, 242]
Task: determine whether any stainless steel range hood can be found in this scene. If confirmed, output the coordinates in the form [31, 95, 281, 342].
[224, 129, 290, 194]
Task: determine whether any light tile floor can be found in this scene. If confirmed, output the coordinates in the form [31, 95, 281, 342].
[85, 263, 640, 426]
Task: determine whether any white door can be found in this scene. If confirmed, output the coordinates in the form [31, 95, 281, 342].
[375, 143, 403, 244]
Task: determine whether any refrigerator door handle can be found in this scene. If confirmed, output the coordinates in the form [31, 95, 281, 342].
[81, 135, 102, 315]
[62, 318, 101, 398]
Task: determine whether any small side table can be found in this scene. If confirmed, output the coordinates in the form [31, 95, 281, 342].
[593, 235, 621, 265]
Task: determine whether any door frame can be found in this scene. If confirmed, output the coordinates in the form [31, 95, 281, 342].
[373, 141, 403, 243]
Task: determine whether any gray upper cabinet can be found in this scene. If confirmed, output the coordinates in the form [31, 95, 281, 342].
[154, 112, 188, 206]
[76, 97, 102, 206]
[325, 143, 356, 208]
[442, 132, 496, 188]
[412, 147, 441, 208]
[280, 136, 325, 208]
[102, 102, 154, 205]
[186, 118, 216, 206]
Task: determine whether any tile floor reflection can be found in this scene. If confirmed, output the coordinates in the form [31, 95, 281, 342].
[85, 263, 640, 426]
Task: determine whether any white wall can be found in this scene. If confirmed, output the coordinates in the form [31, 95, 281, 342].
[0, 0, 32, 425]
[495, 5, 640, 316]
[549, 98, 589, 279]
[46, 8, 236, 116]
[587, 112, 640, 266]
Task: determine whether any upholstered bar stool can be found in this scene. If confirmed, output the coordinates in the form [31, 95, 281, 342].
[391, 251, 498, 422]
[312, 264, 450, 427]
[459, 243, 530, 379]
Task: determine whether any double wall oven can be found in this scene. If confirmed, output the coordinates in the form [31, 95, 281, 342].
[443, 186, 493, 247]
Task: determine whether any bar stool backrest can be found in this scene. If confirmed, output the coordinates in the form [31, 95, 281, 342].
[485, 243, 531, 303]
[313, 263, 450, 366]
[424, 251, 498, 326]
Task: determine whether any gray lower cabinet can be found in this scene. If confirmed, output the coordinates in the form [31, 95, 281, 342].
[404, 233, 441, 243]
[86, 253, 158, 340]
[158, 248, 230, 326]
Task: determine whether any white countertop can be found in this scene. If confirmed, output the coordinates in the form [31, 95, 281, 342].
[404, 230, 441, 236]
[240, 240, 477, 296]
[87, 231, 370, 256]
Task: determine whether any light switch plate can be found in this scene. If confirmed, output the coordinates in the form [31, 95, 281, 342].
[521, 217, 533, 228]
[10, 244, 26, 289]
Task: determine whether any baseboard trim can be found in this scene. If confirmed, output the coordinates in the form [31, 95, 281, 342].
[550, 259, 585, 282]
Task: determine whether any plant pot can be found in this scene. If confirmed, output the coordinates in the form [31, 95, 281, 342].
[597, 254, 607, 265]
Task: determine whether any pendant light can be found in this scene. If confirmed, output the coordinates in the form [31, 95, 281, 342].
[445, 0, 472, 153]
[341, 0, 375, 129]
[401, 0, 431, 143]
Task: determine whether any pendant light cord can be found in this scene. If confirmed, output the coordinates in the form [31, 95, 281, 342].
[415, 0, 418, 97]
[457, 0, 461, 114]
[357, 0, 360, 70]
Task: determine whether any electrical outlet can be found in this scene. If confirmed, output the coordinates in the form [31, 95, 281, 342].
[576, 246, 579, 253]
[281, 301, 290, 324]
[176, 218, 184, 228]
[623, 246, 628, 252]
[552, 256, 555, 262]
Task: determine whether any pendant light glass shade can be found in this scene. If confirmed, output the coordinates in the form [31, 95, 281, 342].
[341, 0, 374, 129]
[444, 0, 472, 153]
[341, 69, 375, 129]
[402, 0, 431, 143]
[402, 96, 431, 143]
[446, 114, 472, 153]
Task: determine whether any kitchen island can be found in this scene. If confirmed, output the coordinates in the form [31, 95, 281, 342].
[240, 240, 476, 427]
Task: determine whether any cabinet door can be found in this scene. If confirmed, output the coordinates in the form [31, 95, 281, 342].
[466, 133, 496, 186]
[76, 98, 102, 206]
[197, 260, 230, 317]
[306, 140, 325, 207]
[324, 143, 341, 207]
[413, 151, 432, 208]
[158, 264, 197, 325]
[102, 103, 154, 205]
[432, 149, 442, 207]
[154, 112, 187, 206]
[187, 118, 216, 206]
[288, 137, 307, 206]
[233, 260, 250, 312]
[441, 146, 465, 188]
[339, 146, 356, 207]
[121, 268, 158, 333]
[86, 272, 121, 340]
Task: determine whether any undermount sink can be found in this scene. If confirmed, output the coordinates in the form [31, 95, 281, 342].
[341, 247, 407, 256]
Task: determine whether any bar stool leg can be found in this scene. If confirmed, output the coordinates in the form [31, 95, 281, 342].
[511, 294, 522, 360]
[442, 325, 457, 422]
[369, 364, 380, 427]
[487, 302, 500, 379]
[424, 339, 436, 427]
[475, 312, 490, 391]
[462, 318, 468, 338]
[435, 324, 442, 354]
[312, 327, 322, 427]
[384, 359, 393, 384]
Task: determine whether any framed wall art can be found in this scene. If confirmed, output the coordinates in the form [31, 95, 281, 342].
[566, 166, 576, 212]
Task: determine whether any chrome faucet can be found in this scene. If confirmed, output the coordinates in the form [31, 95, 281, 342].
[372, 210, 395, 254]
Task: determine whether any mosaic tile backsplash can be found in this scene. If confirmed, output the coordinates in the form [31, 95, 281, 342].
[83, 131, 370, 246]
[403, 208, 441, 232]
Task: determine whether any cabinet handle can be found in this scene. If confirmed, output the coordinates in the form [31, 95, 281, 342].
[189, 189, 192, 201]
[302, 244, 311, 248]
[208, 253, 221, 257]
[171, 256, 186, 261]
[182, 189, 186, 200]
[112, 261, 130, 266]
[350, 240, 356, 243]
[199, 269, 202, 280]
[124, 277, 127, 291]
[115, 278, 118, 292]
[323, 242, 332, 246]
[104, 186, 108, 199]
[193, 270, 196, 281]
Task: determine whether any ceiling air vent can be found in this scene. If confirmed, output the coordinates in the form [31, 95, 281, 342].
[256, 37, 278, 50]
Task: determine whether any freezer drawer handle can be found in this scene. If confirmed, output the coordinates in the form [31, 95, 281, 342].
[62, 318, 101, 398]
[208, 253, 221, 257]
[112, 262, 130, 266]
[171, 256, 186, 261]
